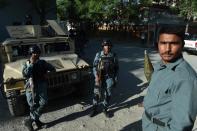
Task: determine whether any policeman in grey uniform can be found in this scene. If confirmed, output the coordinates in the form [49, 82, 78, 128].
[22, 45, 56, 131]
[89, 39, 119, 118]
[142, 25, 197, 131]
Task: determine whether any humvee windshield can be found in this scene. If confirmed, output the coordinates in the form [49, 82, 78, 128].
[12, 44, 34, 57]
[44, 42, 70, 54]
[11, 42, 70, 58]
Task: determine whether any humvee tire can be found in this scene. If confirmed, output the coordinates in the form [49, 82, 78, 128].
[6, 90, 27, 116]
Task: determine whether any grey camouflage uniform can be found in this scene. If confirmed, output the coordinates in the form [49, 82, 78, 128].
[92, 50, 119, 109]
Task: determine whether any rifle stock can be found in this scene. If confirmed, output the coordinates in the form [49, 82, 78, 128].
[96, 59, 104, 99]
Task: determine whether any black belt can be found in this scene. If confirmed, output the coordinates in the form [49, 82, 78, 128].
[145, 111, 166, 127]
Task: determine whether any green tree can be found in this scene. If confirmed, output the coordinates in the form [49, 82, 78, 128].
[57, 0, 141, 30]
[57, 0, 72, 20]
[140, 0, 153, 6]
[75, 0, 88, 20]
[102, 0, 139, 27]
[179, 0, 197, 20]
[57, 0, 87, 23]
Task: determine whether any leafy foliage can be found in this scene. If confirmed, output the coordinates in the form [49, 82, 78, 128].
[140, 0, 153, 5]
[56, 0, 197, 29]
[178, 0, 197, 20]
[57, 0, 141, 27]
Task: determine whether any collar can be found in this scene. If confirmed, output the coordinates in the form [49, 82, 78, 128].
[100, 51, 112, 56]
[155, 57, 184, 71]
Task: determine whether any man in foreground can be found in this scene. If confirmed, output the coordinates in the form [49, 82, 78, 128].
[142, 25, 197, 131]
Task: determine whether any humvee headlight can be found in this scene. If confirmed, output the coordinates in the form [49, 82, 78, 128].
[71, 73, 77, 80]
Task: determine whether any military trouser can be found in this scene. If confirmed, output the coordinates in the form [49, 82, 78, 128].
[93, 77, 114, 109]
[25, 82, 48, 121]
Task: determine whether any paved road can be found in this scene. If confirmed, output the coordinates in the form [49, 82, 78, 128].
[0, 38, 196, 131]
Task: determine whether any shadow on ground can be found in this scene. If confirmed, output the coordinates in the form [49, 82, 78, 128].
[120, 119, 142, 131]
[46, 107, 92, 128]
[46, 90, 92, 114]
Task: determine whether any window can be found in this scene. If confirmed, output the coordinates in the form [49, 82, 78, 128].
[12, 44, 36, 57]
[44, 42, 70, 53]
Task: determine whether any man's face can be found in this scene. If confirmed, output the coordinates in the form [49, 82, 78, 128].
[103, 45, 111, 54]
[158, 33, 183, 64]
[31, 53, 40, 60]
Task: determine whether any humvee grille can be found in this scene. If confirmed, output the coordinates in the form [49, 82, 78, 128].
[47, 71, 80, 88]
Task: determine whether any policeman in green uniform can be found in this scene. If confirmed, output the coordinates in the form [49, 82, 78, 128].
[22, 45, 56, 131]
[89, 39, 119, 118]
[142, 25, 197, 131]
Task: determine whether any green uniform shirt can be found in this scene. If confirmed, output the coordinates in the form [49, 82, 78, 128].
[142, 57, 197, 131]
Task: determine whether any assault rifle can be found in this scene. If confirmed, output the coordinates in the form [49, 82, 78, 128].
[95, 59, 104, 99]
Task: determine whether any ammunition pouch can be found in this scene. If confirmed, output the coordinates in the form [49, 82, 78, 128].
[99, 56, 116, 76]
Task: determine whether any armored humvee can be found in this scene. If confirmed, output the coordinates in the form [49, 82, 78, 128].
[0, 20, 91, 116]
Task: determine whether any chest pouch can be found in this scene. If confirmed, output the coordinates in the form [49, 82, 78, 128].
[99, 56, 115, 75]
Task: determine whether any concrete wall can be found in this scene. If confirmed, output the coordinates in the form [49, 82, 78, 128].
[0, 0, 57, 42]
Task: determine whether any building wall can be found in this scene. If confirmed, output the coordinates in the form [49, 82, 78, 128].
[0, 0, 57, 42]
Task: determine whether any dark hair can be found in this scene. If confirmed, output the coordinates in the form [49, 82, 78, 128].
[25, 14, 32, 19]
[102, 39, 112, 47]
[29, 45, 41, 55]
[158, 24, 186, 46]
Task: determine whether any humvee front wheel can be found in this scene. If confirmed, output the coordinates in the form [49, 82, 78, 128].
[6, 90, 27, 116]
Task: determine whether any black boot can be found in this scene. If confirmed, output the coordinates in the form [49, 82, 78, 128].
[89, 105, 98, 117]
[35, 120, 48, 129]
[24, 118, 34, 131]
[103, 108, 110, 118]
